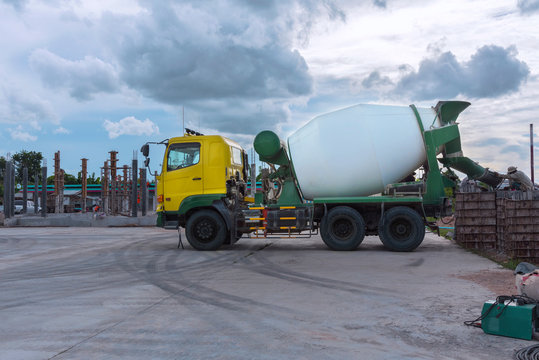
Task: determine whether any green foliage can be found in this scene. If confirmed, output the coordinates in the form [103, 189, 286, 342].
[47, 173, 83, 185]
[12, 150, 43, 184]
[87, 172, 101, 184]
[64, 173, 79, 185]
[77, 171, 101, 185]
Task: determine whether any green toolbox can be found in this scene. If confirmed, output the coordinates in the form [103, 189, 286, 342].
[481, 300, 536, 340]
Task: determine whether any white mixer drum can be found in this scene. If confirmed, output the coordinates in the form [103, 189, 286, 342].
[287, 104, 439, 200]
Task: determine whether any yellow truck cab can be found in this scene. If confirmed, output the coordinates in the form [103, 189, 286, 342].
[152, 130, 248, 249]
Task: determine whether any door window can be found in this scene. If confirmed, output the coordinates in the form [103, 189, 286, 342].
[231, 147, 243, 165]
[167, 143, 201, 171]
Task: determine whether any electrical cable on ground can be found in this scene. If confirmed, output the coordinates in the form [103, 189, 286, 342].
[514, 344, 539, 360]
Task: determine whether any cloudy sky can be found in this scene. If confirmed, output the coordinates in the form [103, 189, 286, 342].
[1, 0, 538, 179]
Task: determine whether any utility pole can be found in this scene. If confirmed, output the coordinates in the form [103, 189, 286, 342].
[531, 124, 535, 185]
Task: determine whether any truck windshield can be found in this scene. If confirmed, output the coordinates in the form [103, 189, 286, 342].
[167, 143, 200, 171]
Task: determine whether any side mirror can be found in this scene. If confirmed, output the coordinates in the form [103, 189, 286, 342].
[144, 158, 150, 167]
[140, 144, 149, 157]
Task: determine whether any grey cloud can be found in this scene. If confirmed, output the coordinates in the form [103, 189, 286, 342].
[362, 71, 392, 88]
[373, 0, 387, 8]
[394, 45, 529, 100]
[87, 0, 347, 136]
[185, 99, 289, 135]
[518, 0, 539, 14]
[105, 0, 346, 106]
[475, 137, 508, 147]
[29, 49, 120, 101]
[233, 0, 345, 21]
[1, 0, 27, 11]
[502, 144, 528, 159]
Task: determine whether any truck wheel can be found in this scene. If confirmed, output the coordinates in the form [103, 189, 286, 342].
[379, 207, 425, 252]
[320, 206, 366, 251]
[185, 210, 227, 250]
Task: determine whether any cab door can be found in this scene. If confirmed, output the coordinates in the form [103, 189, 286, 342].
[163, 142, 203, 211]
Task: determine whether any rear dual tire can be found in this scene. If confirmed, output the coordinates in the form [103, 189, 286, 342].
[379, 206, 425, 252]
[320, 206, 366, 251]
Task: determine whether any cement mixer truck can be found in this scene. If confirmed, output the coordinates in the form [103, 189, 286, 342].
[141, 101, 502, 251]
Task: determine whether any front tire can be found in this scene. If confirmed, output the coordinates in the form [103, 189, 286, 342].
[185, 210, 227, 250]
[379, 206, 425, 252]
[320, 206, 366, 251]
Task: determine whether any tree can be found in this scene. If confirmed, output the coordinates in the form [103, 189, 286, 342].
[64, 173, 79, 185]
[47, 173, 80, 185]
[12, 150, 43, 184]
[87, 172, 101, 184]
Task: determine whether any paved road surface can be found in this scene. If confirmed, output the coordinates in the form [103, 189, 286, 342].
[0, 228, 528, 359]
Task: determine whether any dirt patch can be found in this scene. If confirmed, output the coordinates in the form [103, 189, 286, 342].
[457, 269, 516, 295]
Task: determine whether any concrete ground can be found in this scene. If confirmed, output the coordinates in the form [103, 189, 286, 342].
[0, 228, 530, 360]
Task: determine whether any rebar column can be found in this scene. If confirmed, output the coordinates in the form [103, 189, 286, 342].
[41, 163, 47, 217]
[59, 169, 64, 213]
[123, 165, 129, 213]
[109, 151, 118, 214]
[102, 161, 109, 214]
[22, 167, 28, 214]
[140, 168, 147, 216]
[131, 158, 138, 217]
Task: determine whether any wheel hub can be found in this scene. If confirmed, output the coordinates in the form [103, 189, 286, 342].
[195, 219, 215, 241]
[333, 218, 353, 239]
[390, 219, 411, 239]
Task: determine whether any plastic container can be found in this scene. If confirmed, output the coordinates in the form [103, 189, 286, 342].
[287, 103, 440, 200]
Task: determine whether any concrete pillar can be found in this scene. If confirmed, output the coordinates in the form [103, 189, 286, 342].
[41, 164, 47, 217]
[34, 172, 39, 214]
[10, 161, 15, 217]
[251, 163, 256, 196]
[4, 160, 11, 218]
[23, 167, 28, 214]
[132, 159, 138, 217]
[81, 158, 87, 213]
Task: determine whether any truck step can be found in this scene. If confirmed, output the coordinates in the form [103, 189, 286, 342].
[164, 221, 179, 230]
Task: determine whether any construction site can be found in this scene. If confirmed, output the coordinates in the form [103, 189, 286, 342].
[1, 101, 539, 359]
